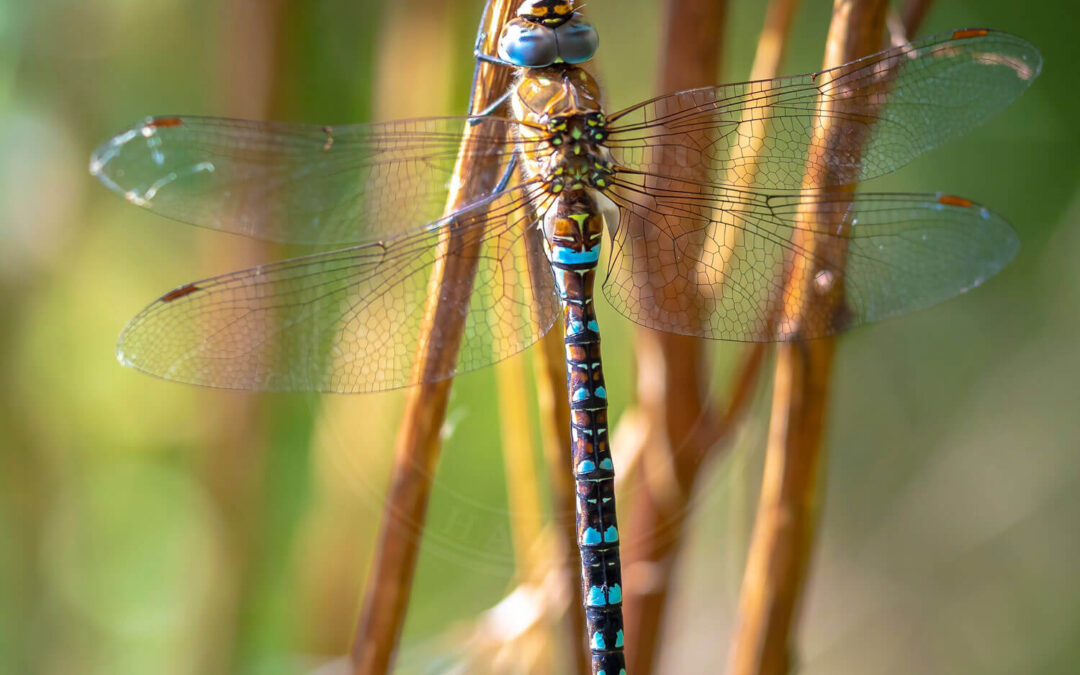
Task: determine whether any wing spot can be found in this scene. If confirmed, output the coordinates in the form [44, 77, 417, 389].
[160, 284, 201, 302]
[938, 194, 973, 208]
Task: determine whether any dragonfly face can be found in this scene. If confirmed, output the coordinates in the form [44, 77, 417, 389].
[498, 0, 598, 67]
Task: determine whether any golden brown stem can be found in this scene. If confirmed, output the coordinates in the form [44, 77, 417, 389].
[619, 2, 728, 673]
[901, 0, 934, 37]
[728, 2, 889, 674]
[534, 324, 591, 674]
[348, 3, 519, 673]
[496, 354, 546, 576]
[195, 1, 287, 670]
[620, 0, 802, 671]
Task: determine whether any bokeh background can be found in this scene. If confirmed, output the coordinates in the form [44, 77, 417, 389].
[2, 0, 1078, 673]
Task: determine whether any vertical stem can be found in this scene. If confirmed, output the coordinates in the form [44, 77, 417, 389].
[349, 2, 519, 673]
[620, 2, 727, 673]
[535, 324, 592, 674]
[198, 0, 286, 669]
[621, 0, 803, 671]
[728, 2, 888, 674]
[496, 355, 546, 577]
[901, 0, 934, 37]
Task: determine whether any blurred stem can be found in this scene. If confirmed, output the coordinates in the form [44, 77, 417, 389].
[620, 1, 728, 673]
[495, 355, 545, 578]
[727, 2, 889, 674]
[198, 1, 288, 671]
[534, 324, 591, 673]
[901, 0, 934, 37]
[348, 2, 519, 673]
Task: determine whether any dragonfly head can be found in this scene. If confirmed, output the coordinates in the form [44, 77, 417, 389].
[516, 0, 575, 27]
[498, 1, 598, 67]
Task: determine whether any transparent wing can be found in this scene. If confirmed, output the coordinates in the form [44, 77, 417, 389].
[605, 30, 1041, 190]
[90, 115, 535, 245]
[117, 185, 560, 392]
[604, 176, 1018, 341]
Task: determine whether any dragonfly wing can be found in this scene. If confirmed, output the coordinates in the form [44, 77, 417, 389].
[117, 184, 559, 392]
[603, 178, 1018, 341]
[91, 115, 530, 245]
[605, 30, 1040, 190]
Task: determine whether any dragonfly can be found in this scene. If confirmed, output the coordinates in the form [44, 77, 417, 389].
[90, 1, 1040, 672]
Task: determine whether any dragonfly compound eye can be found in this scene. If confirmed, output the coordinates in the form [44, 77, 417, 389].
[498, 18, 558, 67]
[551, 15, 598, 64]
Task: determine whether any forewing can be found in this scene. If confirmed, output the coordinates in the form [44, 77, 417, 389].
[91, 115, 533, 245]
[117, 185, 559, 392]
[605, 30, 1040, 190]
[604, 178, 1018, 341]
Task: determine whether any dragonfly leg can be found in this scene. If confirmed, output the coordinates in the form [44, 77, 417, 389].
[470, 89, 513, 123]
[473, 30, 518, 68]
[492, 154, 518, 193]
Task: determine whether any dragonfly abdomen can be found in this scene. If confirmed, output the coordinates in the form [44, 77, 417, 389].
[546, 193, 626, 673]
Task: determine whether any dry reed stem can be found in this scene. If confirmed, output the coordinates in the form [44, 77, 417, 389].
[349, 2, 519, 672]
[901, 0, 934, 38]
[534, 324, 591, 673]
[619, 1, 728, 673]
[496, 355, 546, 577]
[728, 2, 890, 674]
[620, 0, 800, 671]
[197, 1, 285, 669]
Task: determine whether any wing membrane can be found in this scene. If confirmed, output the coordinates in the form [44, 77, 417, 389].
[91, 115, 536, 245]
[605, 30, 1041, 190]
[117, 185, 560, 392]
[604, 177, 1018, 341]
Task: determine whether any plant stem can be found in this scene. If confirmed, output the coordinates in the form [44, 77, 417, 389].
[727, 2, 889, 674]
[348, 2, 519, 673]
[534, 324, 592, 673]
[619, 1, 728, 673]
[496, 354, 546, 577]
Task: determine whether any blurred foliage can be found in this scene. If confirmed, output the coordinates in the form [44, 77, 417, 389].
[0, 0, 1077, 673]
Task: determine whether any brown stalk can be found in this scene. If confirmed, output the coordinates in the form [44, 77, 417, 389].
[727, 2, 891, 674]
[534, 324, 591, 673]
[348, 2, 519, 673]
[495, 354, 546, 577]
[620, 0, 801, 672]
[194, 1, 286, 670]
[901, 0, 934, 38]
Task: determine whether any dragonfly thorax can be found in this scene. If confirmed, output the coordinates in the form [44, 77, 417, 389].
[511, 66, 612, 195]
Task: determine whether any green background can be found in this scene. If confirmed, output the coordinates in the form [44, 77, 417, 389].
[1, 0, 1078, 673]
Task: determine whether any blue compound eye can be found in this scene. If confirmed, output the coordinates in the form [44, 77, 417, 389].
[498, 19, 558, 67]
[553, 15, 598, 64]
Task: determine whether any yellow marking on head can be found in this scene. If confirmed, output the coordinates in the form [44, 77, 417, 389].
[569, 213, 590, 225]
